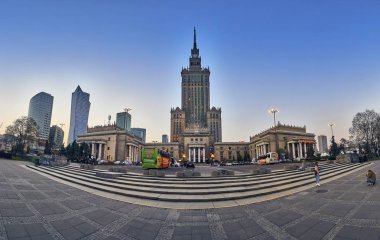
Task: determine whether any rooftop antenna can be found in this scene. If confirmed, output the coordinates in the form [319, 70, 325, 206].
[124, 107, 132, 113]
[59, 123, 65, 129]
[108, 115, 111, 125]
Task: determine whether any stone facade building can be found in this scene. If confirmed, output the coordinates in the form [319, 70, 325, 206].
[249, 123, 316, 160]
[170, 28, 222, 163]
[214, 142, 250, 162]
[77, 124, 143, 162]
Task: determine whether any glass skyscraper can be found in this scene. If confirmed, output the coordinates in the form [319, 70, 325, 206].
[68, 86, 90, 144]
[28, 92, 54, 140]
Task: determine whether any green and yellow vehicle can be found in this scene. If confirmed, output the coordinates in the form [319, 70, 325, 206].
[141, 147, 171, 169]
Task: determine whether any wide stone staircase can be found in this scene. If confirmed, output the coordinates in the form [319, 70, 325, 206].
[26, 162, 371, 209]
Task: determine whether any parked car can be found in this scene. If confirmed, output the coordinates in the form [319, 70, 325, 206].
[173, 161, 180, 167]
[251, 159, 257, 165]
[114, 160, 121, 165]
[232, 161, 239, 166]
[186, 161, 195, 168]
[97, 159, 107, 165]
[220, 161, 226, 166]
[226, 162, 233, 166]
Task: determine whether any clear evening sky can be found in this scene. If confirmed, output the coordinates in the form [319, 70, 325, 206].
[1, 0, 380, 144]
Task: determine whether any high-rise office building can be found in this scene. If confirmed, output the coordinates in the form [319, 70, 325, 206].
[49, 125, 64, 148]
[131, 128, 146, 143]
[318, 135, 328, 153]
[28, 92, 54, 140]
[116, 112, 131, 131]
[68, 86, 90, 143]
[162, 134, 168, 143]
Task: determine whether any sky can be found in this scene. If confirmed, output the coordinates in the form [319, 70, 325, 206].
[1, 0, 380, 144]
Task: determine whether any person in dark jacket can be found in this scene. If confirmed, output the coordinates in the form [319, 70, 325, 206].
[366, 169, 376, 186]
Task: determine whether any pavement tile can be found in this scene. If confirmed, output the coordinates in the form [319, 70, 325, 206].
[24, 223, 49, 237]
[20, 191, 47, 200]
[288, 218, 335, 239]
[319, 203, 354, 217]
[265, 209, 303, 227]
[118, 219, 161, 239]
[248, 201, 281, 214]
[83, 209, 120, 226]
[222, 219, 265, 239]
[352, 204, 380, 219]
[138, 207, 169, 221]
[335, 225, 380, 240]
[5, 224, 29, 239]
[178, 211, 208, 222]
[61, 199, 91, 210]
[216, 207, 248, 220]
[31, 202, 67, 215]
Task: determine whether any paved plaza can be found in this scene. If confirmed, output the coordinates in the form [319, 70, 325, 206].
[0, 159, 379, 240]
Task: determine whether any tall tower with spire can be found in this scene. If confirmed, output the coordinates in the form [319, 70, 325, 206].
[170, 28, 222, 163]
[181, 27, 210, 128]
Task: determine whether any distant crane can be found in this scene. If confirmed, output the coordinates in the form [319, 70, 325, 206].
[59, 123, 65, 130]
[0, 122, 3, 129]
[124, 107, 132, 113]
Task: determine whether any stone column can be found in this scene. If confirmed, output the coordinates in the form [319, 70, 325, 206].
[203, 148, 205, 162]
[91, 143, 95, 157]
[304, 143, 307, 158]
[98, 143, 103, 160]
[132, 146, 135, 162]
[188, 148, 191, 161]
[129, 145, 132, 161]
[298, 142, 302, 159]
[192, 148, 195, 162]
[292, 143, 296, 159]
[198, 148, 201, 163]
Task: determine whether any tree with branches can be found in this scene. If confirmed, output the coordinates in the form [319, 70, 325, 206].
[349, 109, 380, 155]
[5, 116, 38, 154]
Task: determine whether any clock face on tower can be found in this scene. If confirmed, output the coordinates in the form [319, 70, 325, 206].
[192, 54, 197, 58]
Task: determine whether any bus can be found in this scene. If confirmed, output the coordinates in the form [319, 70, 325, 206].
[141, 147, 171, 169]
[257, 152, 279, 165]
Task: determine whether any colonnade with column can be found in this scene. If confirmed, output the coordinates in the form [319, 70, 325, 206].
[125, 144, 139, 163]
[255, 143, 269, 158]
[188, 146, 206, 163]
[90, 142, 106, 160]
[287, 141, 315, 160]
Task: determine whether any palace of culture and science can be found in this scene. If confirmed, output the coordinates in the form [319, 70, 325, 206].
[77, 28, 315, 164]
[170, 28, 222, 163]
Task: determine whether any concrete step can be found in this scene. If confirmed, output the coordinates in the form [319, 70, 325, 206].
[57, 163, 351, 186]
[42, 163, 355, 191]
[26, 162, 370, 202]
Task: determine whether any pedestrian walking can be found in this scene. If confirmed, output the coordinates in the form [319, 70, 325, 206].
[314, 162, 320, 187]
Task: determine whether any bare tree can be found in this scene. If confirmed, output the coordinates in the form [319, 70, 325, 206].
[5, 116, 39, 154]
[349, 109, 380, 155]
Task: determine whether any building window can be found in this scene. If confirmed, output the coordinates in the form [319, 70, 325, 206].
[107, 147, 110, 150]
[200, 138, 203, 141]
[108, 137, 110, 141]
[191, 138, 194, 141]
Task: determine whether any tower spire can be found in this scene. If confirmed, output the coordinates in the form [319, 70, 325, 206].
[193, 27, 197, 49]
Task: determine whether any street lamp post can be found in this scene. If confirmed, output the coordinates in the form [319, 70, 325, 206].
[269, 108, 279, 127]
[328, 123, 335, 138]
[268, 108, 280, 154]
